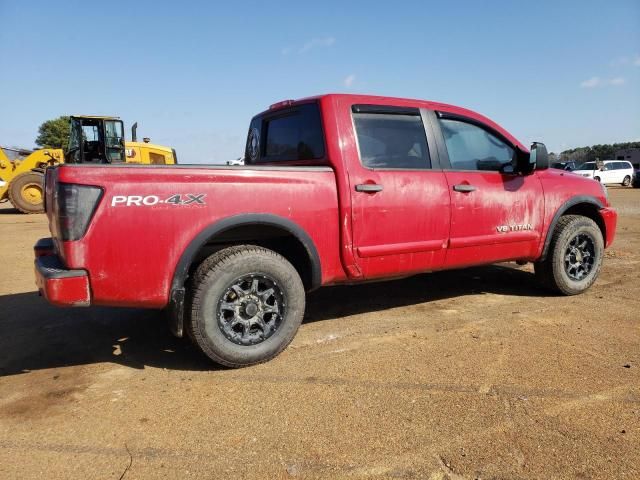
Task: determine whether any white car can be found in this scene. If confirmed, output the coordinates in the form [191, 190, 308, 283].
[573, 160, 634, 186]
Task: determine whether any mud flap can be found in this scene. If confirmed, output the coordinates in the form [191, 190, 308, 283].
[168, 288, 185, 338]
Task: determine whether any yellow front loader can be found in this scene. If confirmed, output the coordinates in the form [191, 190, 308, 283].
[67, 116, 177, 166]
[0, 146, 63, 213]
[1, 116, 176, 213]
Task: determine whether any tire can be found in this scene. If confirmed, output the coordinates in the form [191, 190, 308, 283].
[593, 176, 601, 183]
[186, 245, 305, 367]
[534, 215, 604, 295]
[8, 171, 45, 214]
[622, 175, 631, 187]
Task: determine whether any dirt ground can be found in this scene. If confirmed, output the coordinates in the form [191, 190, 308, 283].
[0, 188, 638, 480]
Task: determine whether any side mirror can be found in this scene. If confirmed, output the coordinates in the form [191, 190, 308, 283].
[529, 142, 549, 171]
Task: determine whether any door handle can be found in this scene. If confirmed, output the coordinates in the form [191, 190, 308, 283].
[453, 184, 476, 193]
[355, 184, 383, 193]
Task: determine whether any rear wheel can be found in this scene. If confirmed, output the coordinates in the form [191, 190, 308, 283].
[534, 215, 604, 295]
[8, 171, 44, 214]
[622, 175, 631, 186]
[186, 245, 305, 367]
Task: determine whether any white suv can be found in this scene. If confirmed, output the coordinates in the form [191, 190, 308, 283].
[573, 160, 634, 186]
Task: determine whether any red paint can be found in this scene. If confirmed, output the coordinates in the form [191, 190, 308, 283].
[443, 171, 543, 267]
[599, 207, 617, 247]
[35, 94, 617, 308]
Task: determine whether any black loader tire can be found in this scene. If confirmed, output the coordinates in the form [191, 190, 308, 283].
[186, 245, 305, 367]
[534, 215, 604, 295]
[8, 171, 45, 214]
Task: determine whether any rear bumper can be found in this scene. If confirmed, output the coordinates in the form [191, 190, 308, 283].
[34, 237, 55, 257]
[601, 207, 617, 248]
[34, 253, 90, 307]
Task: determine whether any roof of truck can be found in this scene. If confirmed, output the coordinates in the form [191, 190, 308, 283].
[264, 93, 527, 151]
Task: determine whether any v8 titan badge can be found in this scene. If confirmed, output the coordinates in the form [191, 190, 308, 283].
[111, 194, 206, 207]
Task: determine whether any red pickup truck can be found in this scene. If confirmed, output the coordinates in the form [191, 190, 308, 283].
[35, 94, 617, 367]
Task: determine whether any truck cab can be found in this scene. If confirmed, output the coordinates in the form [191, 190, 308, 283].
[66, 116, 125, 164]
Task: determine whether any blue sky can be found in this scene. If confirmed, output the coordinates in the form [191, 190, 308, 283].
[1, 0, 638, 163]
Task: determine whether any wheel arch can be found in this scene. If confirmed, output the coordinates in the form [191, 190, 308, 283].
[540, 196, 605, 261]
[172, 213, 322, 292]
[167, 214, 322, 337]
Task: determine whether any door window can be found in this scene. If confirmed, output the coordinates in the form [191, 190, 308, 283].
[104, 120, 124, 163]
[440, 119, 514, 172]
[352, 112, 431, 169]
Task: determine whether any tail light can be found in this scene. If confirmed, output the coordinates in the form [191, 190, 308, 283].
[54, 183, 103, 241]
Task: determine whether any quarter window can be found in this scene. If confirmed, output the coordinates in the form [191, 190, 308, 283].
[440, 119, 514, 172]
[353, 112, 431, 169]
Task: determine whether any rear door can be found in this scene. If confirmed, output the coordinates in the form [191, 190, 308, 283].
[346, 105, 451, 279]
[433, 113, 544, 267]
[615, 162, 627, 183]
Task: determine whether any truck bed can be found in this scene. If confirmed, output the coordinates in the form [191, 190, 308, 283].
[45, 164, 345, 308]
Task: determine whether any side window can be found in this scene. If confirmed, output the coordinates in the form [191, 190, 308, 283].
[440, 119, 514, 172]
[352, 112, 431, 169]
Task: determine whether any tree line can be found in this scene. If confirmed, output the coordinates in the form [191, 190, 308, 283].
[552, 141, 640, 163]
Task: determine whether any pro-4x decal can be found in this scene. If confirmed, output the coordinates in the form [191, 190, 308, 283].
[111, 194, 206, 207]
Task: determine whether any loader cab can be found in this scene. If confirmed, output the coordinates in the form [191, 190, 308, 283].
[66, 116, 125, 164]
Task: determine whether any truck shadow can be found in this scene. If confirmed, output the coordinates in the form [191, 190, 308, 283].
[0, 264, 546, 376]
[305, 263, 547, 323]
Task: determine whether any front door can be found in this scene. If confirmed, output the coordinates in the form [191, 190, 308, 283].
[435, 115, 544, 268]
[347, 105, 451, 279]
[104, 120, 125, 163]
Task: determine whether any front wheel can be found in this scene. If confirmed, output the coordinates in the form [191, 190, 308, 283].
[534, 215, 604, 295]
[622, 175, 631, 186]
[186, 245, 306, 367]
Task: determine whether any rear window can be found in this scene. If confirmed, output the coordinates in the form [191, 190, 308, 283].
[245, 103, 325, 164]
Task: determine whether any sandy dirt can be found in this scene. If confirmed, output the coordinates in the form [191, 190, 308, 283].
[0, 189, 638, 479]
